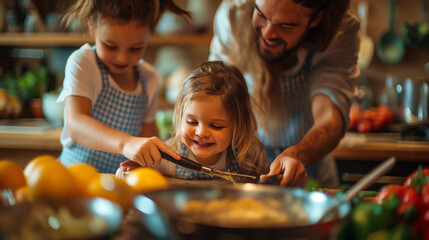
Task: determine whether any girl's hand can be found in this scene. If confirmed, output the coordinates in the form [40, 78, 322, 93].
[261, 152, 307, 187]
[122, 136, 180, 167]
[119, 160, 142, 172]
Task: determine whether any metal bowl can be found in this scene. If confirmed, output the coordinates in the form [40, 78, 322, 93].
[0, 197, 122, 239]
[135, 184, 351, 240]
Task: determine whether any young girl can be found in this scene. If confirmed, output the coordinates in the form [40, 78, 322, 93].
[57, 0, 190, 173]
[119, 61, 269, 179]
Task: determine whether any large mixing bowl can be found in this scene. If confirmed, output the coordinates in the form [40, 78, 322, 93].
[135, 184, 351, 240]
[0, 197, 122, 239]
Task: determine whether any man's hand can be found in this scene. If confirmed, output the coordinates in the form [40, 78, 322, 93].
[261, 148, 307, 186]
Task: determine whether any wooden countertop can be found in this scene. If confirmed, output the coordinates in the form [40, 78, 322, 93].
[0, 119, 62, 151]
[333, 132, 429, 162]
[1, 123, 428, 162]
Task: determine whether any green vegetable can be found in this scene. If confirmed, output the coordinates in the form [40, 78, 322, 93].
[339, 200, 396, 240]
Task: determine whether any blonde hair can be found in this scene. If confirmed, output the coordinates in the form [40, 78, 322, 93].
[171, 61, 268, 176]
[62, 0, 190, 31]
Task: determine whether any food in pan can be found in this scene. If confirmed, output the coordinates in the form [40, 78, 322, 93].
[181, 196, 308, 227]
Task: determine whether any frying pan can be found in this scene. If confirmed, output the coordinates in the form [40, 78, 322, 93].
[134, 184, 351, 240]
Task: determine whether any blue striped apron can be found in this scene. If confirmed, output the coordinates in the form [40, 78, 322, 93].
[59, 47, 148, 173]
[259, 51, 340, 188]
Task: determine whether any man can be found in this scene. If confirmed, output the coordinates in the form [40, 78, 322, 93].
[209, 0, 360, 187]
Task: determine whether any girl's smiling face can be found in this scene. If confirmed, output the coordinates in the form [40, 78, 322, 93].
[90, 18, 150, 77]
[181, 95, 233, 166]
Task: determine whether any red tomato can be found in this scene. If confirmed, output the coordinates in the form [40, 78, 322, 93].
[425, 229, 429, 240]
[403, 168, 429, 188]
[362, 109, 377, 122]
[376, 184, 406, 204]
[423, 184, 429, 194]
[348, 104, 362, 131]
[371, 117, 384, 132]
[357, 120, 372, 133]
[377, 105, 394, 126]
[416, 209, 429, 233]
[402, 187, 424, 213]
[422, 191, 429, 210]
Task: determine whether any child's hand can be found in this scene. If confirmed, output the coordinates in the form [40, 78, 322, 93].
[119, 160, 142, 172]
[122, 136, 180, 167]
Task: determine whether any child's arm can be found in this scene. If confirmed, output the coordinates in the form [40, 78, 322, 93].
[65, 96, 180, 166]
[140, 121, 158, 138]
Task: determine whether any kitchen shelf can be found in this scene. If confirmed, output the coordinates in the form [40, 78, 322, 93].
[0, 32, 213, 47]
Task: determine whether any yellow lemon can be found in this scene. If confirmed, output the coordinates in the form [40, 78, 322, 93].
[15, 186, 32, 202]
[68, 163, 100, 196]
[24, 155, 57, 179]
[0, 160, 26, 191]
[87, 174, 134, 214]
[27, 160, 77, 202]
[125, 167, 169, 194]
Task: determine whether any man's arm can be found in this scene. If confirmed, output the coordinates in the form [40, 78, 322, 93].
[286, 94, 343, 166]
[262, 94, 343, 186]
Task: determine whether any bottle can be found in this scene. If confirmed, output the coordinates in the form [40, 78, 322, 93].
[379, 74, 397, 112]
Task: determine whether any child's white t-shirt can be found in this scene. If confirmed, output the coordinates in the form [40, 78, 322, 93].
[57, 43, 159, 147]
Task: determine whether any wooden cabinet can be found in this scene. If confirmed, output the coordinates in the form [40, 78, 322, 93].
[333, 132, 429, 189]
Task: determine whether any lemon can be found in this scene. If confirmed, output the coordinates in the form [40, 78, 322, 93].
[125, 167, 169, 193]
[24, 155, 57, 179]
[87, 174, 135, 214]
[27, 160, 77, 202]
[0, 160, 26, 191]
[68, 163, 100, 196]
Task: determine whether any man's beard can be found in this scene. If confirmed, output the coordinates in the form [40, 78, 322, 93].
[255, 28, 301, 63]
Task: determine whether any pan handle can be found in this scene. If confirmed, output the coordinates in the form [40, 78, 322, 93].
[160, 151, 203, 171]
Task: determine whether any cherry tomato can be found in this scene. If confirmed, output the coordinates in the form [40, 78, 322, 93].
[402, 187, 424, 212]
[376, 184, 405, 204]
[357, 120, 372, 133]
[348, 104, 362, 131]
[377, 105, 394, 126]
[422, 191, 429, 211]
[415, 209, 429, 233]
[403, 168, 429, 189]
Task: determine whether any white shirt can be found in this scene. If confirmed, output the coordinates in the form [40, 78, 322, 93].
[57, 44, 159, 147]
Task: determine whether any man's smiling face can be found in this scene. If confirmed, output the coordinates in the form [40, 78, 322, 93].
[252, 0, 321, 61]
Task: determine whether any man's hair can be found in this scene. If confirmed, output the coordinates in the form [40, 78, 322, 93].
[293, 0, 350, 51]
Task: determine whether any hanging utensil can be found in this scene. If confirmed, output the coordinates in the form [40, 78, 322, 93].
[316, 156, 396, 223]
[401, 0, 429, 49]
[358, 1, 374, 69]
[376, 0, 405, 64]
[160, 151, 257, 183]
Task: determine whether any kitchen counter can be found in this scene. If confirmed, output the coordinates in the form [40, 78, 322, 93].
[1, 123, 428, 181]
[0, 119, 62, 166]
[333, 132, 429, 162]
[333, 132, 429, 187]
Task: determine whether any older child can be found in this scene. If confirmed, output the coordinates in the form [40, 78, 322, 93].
[119, 61, 269, 179]
[57, 0, 190, 173]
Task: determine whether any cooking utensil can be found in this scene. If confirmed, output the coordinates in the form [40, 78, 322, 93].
[357, 1, 374, 69]
[401, 0, 429, 49]
[135, 184, 351, 240]
[160, 151, 258, 183]
[376, 0, 405, 64]
[317, 157, 396, 223]
[396, 78, 429, 125]
[0, 197, 122, 239]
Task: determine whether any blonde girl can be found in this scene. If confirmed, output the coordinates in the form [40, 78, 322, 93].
[57, 0, 189, 173]
[121, 61, 269, 178]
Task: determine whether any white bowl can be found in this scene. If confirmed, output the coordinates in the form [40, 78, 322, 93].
[42, 91, 64, 126]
